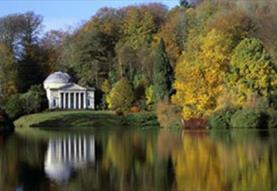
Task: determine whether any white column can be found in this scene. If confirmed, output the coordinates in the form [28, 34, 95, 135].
[73, 92, 76, 109]
[63, 92, 66, 109]
[68, 92, 71, 109]
[59, 93, 61, 108]
[79, 92, 82, 109]
[66, 92, 69, 109]
[92, 91, 95, 109]
[84, 92, 87, 109]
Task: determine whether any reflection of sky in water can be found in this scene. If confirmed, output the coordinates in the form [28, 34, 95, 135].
[44, 135, 95, 183]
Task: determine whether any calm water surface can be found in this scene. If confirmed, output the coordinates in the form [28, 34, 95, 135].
[0, 129, 277, 191]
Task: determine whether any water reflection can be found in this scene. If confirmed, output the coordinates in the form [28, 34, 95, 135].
[0, 130, 276, 191]
[45, 135, 95, 183]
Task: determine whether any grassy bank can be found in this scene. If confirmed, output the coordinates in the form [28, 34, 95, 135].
[15, 110, 159, 131]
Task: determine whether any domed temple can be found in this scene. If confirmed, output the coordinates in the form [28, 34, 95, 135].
[43, 71, 95, 109]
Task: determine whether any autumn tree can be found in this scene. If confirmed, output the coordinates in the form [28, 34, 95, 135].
[107, 77, 134, 111]
[173, 29, 234, 119]
[40, 30, 66, 73]
[121, 4, 167, 49]
[227, 38, 277, 105]
[115, 41, 139, 81]
[153, 39, 173, 103]
[160, 7, 188, 63]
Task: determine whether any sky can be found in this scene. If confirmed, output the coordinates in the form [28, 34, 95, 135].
[0, 0, 180, 32]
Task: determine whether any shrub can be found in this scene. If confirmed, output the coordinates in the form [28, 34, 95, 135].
[145, 85, 154, 106]
[208, 107, 238, 129]
[21, 85, 47, 114]
[267, 110, 277, 129]
[156, 101, 181, 128]
[230, 109, 266, 129]
[107, 78, 134, 111]
[4, 94, 24, 119]
[4, 85, 47, 119]
[123, 112, 159, 127]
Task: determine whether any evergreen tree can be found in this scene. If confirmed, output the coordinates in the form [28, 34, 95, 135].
[180, 0, 190, 8]
[153, 38, 173, 103]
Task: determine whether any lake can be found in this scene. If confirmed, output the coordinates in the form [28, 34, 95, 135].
[0, 129, 277, 191]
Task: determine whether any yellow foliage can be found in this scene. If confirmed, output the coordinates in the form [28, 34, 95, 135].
[100, 79, 111, 94]
[172, 29, 234, 119]
[172, 133, 272, 191]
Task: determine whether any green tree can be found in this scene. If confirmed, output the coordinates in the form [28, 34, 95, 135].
[107, 77, 134, 111]
[179, 0, 190, 8]
[121, 4, 167, 49]
[17, 44, 46, 92]
[228, 38, 277, 105]
[4, 94, 24, 119]
[0, 43, 17, 98]
[153, 38, 173, 103]
[20, 85, 47, 114]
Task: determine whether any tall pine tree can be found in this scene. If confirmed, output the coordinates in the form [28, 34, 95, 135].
[153, 38, 173, 103]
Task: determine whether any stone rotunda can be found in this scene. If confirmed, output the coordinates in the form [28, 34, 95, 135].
[43, 71, 95, 109]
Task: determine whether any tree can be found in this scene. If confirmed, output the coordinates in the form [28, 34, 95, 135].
[107, 77, 134, 111]
[0, 43, 17, 98]
[227, 38, 277, 105]
[121, 4, 167, 49]
[20, 85, 47, 114]
[180, 0, 190, 8]
[4, 85, 47, 119]
[153, 39, 173, 103]
[115, 41, 138, 80]
[0, 12, 45, 93]
[0, 13, 25, 56]
[160, 7, 187, 63]
[172, 29, 235, 119]
[40, 30, 66, 73]
[4, 94, 24, 119]
[17, 44, 46, 92]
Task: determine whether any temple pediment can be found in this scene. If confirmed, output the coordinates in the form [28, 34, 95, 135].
[59, 83, 88, 91]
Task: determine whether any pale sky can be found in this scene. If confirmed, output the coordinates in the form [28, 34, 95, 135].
[0, 0, 180, 32]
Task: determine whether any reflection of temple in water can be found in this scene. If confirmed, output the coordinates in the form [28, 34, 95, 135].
[44, 135, 95, 183]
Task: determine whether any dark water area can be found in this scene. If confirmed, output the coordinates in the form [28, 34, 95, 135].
[0, 129, 277, 191]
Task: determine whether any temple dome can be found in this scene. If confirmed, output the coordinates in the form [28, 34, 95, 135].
[43, 71, 72, 89]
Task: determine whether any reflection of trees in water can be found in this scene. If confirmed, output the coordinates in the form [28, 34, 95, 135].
[0, 134, 47, 191]
[64, 131, 176, 191]
[173, 132, 277, 191]
[0, 131, 277, 191]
